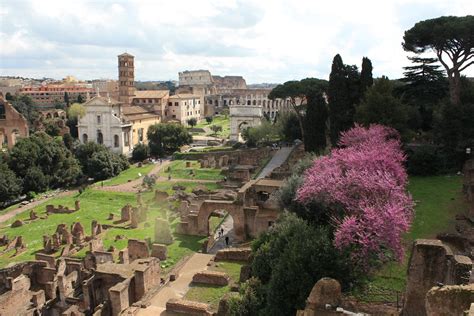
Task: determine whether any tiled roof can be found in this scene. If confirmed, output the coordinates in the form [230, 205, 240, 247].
[133, 90, 169, 99]
[168, 93, 201, 99]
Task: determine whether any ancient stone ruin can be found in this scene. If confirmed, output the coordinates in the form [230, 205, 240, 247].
[46, 200, 81, 214]
[402, 239, 472, 315]
[0, 240, 161, 315]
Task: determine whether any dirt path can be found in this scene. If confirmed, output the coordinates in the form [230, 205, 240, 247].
[0, 190, 76, 224]
[208, 215, 235, 253]
[96, 160, 172, 193]
[97, 160, 221, 193]
[137, 253, 214, 315]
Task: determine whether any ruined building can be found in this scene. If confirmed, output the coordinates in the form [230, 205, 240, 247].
[0, 93, 29, 149]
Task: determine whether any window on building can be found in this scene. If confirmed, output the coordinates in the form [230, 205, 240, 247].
[168, 102, 172, 106]
[138, 128, 144, 142]
[0, 104, 6, 119]
[172, 115, 176, 118]
[114, 135, 119, 147]
[97, 130, 103, 144]
[97, 115, 101, 124]
[82, 133, 88, 143]
[175, 102, 178, 106]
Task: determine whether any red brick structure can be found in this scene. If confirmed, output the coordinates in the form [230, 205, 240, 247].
[0, 94, 29, 149]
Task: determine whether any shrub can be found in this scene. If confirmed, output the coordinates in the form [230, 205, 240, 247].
[205, 116, 213, 124]
[250, 213, 359, 315]
[143, 174, 157, 190]
[406, 145, 440, 176]
[132, 143, 149, 161]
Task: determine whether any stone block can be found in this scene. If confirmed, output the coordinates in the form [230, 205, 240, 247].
[215, 247, 251, 262]
[166, 298, 212, 316]
[192, 271, 230, 286]
[151, 243, 167, 260]
[425, 284, 474, 316]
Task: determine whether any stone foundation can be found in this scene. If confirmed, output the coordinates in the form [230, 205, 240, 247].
[214, 247, 251, 262]
[192, 271, 230, 286]
[166, 298, 212, 316]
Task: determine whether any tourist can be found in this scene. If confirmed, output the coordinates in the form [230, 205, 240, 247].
[220, 228, 224, 236]
[225, 236, 229, 247]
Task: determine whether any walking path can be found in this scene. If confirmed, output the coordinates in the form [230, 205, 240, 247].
[256, 145, 295, 179]
[137, 253, 214, 315]
[0, 190, 76, 224]
[208, 215, 235, 254]
[96, 160, 172, 193]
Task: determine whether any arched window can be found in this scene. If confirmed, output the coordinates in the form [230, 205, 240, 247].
[253, 100, 257, 105]
[114, 135, 119, 147]
[83, 133, 88, 143]
[97, 130, 103, 144]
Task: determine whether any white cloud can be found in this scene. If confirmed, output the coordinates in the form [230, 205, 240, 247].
[0, 0, 473, 83]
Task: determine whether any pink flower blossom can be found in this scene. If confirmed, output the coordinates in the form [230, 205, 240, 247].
[297, 124, 413, 265]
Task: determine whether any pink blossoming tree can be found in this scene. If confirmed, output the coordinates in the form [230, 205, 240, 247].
[297, 124, 413, 266]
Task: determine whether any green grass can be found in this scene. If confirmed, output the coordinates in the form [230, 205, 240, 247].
[0, 186, 207, 271]
[100, 164, 155, 186]
[185, 284, 230, 311]
[195, 116, 230, 138]
[252, 156, 272, 179]
[358, 175, 468, 300]
[185, 260, 244, 311]
[159, 160, 224, 180]
[208, 215, 227, 234]
[0, 189, 136, 267]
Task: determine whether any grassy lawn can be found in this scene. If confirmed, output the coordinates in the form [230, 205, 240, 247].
[358, 175, 468, 300]
[0, 184, 208, 271]
[0, 189, 136, 267]
[185, 260, 244, 311]
[159, 160, 224, 180]
[195, 116, 230, 139]
[100, 163, 155, 186]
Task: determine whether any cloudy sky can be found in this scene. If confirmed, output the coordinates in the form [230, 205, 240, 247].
[0, 0, 472, 83]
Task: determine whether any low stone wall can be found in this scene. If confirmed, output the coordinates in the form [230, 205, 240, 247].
[192, 271, 229, 286]
[214, 247, 251, 262]
[425, 284, 474, 316]
[166, 298, 212, 316]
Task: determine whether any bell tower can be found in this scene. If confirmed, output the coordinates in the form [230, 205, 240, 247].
[118, 53, 135, 105]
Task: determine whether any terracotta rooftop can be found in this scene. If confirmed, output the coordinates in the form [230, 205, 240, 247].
[122, 105, 160, 121]
[134, 90, 169, 99]
[168, 93, 201, 99]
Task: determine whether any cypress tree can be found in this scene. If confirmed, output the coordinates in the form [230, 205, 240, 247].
[328, 54, 358, 146]
[360, 57, 373, 94]
[304, 91, 327, 153]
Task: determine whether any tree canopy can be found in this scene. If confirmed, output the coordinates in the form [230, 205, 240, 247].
[147, 123, 192, 157]
[403, 15, 474, 105]
[269, 78, 328, 144]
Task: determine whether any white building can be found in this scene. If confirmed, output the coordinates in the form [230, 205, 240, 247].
[77, 96, 133, 155]
[165, 94, 203, 125]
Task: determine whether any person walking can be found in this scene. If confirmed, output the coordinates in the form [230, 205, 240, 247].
[225, 236, 229, 247]
[220, 228, 224, 236]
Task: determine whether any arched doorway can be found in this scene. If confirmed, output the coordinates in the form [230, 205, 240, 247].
[207, 209, 234, 253]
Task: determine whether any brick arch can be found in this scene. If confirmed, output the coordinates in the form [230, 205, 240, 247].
[196, 200, 246, 241]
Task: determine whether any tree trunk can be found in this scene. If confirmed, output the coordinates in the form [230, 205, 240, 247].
[292, 104, 305, 144]
[449, 72, 461, 105]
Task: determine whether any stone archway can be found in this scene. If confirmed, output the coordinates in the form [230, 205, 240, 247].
[229, 105, 263, 142]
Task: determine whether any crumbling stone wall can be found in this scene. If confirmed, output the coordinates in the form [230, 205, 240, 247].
[402, 239, 472, 316]
[192, 271, 230, 286]
[214, 247, 251, 262]
[166, 298, 212, 316]
[425, 284, 474, 316]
